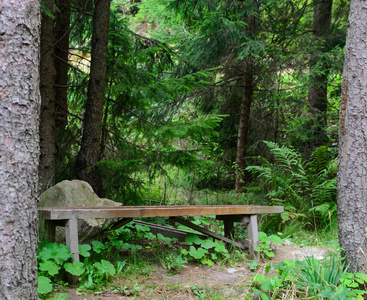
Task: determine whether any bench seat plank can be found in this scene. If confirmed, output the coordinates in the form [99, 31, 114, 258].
[39, 205, 284, 220]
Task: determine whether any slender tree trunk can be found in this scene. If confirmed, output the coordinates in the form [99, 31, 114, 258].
[337, 0, 367, 272]
[54, 0, 71, 130]
[307, 0, 333, 146]
[39, 0, 57, 191]
[0, 1, 40, 298]
[236, 61, 254, 193]
[236, 12, 257, 193]
[76, 0, 111, 196]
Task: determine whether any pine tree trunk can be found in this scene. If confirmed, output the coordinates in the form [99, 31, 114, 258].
[0, 1, 40, 298]
[235, 12, 257, 193]
[39, 0, 57, 191]
[307, 0, 333, 147]
[337, 0, 367, 272]
[236, 61, 253, 193]
[54, 0, 71, 130]
[76, 0, 111, 196]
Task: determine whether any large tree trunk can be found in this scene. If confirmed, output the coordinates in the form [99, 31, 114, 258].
[54, 0, 71, 130]
[337, 0, 367, 272]
[307, 0, 333, 147]
[76, 0, 111, 196]
[0, 1, 40, 298]
[236, 61, 254, 193]
[39, 0, 57, 191]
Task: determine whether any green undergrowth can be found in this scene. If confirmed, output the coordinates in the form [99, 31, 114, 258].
[246, 251, 367, 300]
[37, 219, 245, 299]
[38, 219, 360, 300]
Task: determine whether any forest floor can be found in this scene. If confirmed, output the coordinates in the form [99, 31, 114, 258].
[55, 243, 332, 300]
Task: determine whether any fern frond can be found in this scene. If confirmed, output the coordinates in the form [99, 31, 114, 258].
[311, 177, 337, 204]
[309, 202, 337, 219]
[306, 146, 330, 175]
[263, 141, 304, 175]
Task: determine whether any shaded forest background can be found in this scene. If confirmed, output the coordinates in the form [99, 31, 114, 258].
[39, 0, 349, 235]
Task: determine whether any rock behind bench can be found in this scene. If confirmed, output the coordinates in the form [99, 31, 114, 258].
[39, 180, 121, 242]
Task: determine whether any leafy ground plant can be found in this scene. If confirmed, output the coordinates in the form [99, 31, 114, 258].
[37, 243, 85, 296]
[159, 252, 188, 276]
[180, 233, 229, 266]
[246, 252, 367, 300]
[254, 232, 284, 260]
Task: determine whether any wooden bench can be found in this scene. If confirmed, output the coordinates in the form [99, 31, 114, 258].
[39, 205, 283, 263]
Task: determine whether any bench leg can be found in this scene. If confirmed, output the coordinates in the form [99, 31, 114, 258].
[65, 218, 79, 284]
[44, 220, 56, 243]
[223, 219, 234, 240]
[247, 215, 260, 261]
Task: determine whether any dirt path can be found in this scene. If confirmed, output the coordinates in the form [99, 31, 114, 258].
[55, 243, 331, 300]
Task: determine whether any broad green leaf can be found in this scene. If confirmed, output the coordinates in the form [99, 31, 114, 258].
[185, 233, 202, 245]
[265, 251, 275, 258]
[92, 240, 106, 253]
[189, 246, 208, 260]
[79, 244, 91, 257]
[64, 261, 85, 276]
[157, 233, 174, 242]
[258, 232, 270, 242]
[260, 293, 270, 300]
[270, 235, 283, 244]
[214, 243, 227, 253]
[201, 257, 214, 266]
[144, 232, 156, 240]
[135, 224, 150, 232]
[180, 249, 189, 256]
[51, 293, 68, 300]
[38, 243, 73, 263]
[247, 260, 258, 270]
[37, 276, 53, 294]
[201, 219, 210, 226]
[95, 260, 116, 275]
[261, 279, 273, 291]
[200, 238, 215, 249]
[252, 273, 266, 282]
[265, 264, 272, 275]
[39, 260, 60, 276]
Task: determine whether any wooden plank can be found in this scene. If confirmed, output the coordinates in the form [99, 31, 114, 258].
[134, 220, 208, 242]
[65, 218, 79, 284]
[247, 215, 260, 261]
[170, 217, 246, 249]
[38, 205, 284, 220]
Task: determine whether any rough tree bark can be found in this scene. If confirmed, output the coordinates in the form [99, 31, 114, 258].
[236, 12, 257, 193]
[236, 60, 254, 193]
[39, 0, 57, 191]
[307, 0, 333, 147]
[337, 0, 367, 272]
[54, 0, 71, 130]
[76, 0, 111, 196]
[0, 1, 40, 298]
